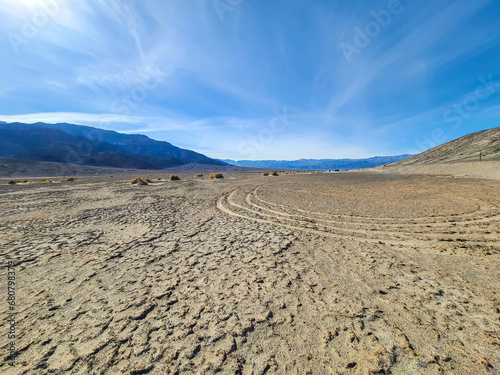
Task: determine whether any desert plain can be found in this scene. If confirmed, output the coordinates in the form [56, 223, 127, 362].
[0, 171, 499, 374]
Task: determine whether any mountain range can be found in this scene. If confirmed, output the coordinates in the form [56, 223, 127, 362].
[0, 121, 422, 172]
[0, 122, 225, 170]
[219, 155, 414, 171]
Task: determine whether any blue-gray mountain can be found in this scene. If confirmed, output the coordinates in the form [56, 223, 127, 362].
[0, 122, 225, 169]
[219, 155, 414, 171]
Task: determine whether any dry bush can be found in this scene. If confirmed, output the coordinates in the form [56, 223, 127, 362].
[36, 178, 53, 184]
[209, 173, 224, 179]
[169, 175, 181, 181]
[62, 177, 78, 182]
[131, 176, 149, 185]
[261, 172, 269, 176]
[270, 171, 279, 176]
[194, 174, 203, 177]
[8, 179, 34, 184]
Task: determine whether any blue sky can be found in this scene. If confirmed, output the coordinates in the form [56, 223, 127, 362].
[0, 0, 500, 160]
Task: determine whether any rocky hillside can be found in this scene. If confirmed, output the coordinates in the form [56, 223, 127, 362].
[0, 122, 225, 170]
[392, 126, 500, 166]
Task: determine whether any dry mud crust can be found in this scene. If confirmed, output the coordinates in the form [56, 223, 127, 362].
[0, 172, 499, 374]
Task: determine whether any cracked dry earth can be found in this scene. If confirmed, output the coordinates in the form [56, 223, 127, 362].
[0, 172, 499, 375]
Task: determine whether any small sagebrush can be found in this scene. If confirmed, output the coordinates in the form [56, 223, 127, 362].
[194, 174, 203, 177]
[8, 179, 33, 185]
[131, 176, 149, 185]
[169, 175, 181, 181]
[261, 172, 269, 176]
[209, 173, 224, 179]
[270, 171, 279, 176]
[36, 178, 53, 184]
[62, 177, 78, 182]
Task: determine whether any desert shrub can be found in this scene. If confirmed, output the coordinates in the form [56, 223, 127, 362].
[8, 179, 34, 184]
[270, 171, 278, 176]
[209, 173, 224, 179]
[36, 178, 53, 183]
[261, 172, 269, 176]
[194, 174, 203, 177]
[62, 177, 78, 182]
[146, 178, 156, 183]
[131, 176, 149, 185]
[169, 175, 181, 181]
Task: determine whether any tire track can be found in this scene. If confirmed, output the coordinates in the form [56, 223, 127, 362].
[254, 185, 500, 226]
[218, 187, 500, 247]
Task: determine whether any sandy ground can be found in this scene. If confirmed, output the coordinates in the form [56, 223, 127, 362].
[0, 171, 499, 374]
[375, 161, 499, 181]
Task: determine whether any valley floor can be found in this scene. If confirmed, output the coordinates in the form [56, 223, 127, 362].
[0, 172, 499, 374]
